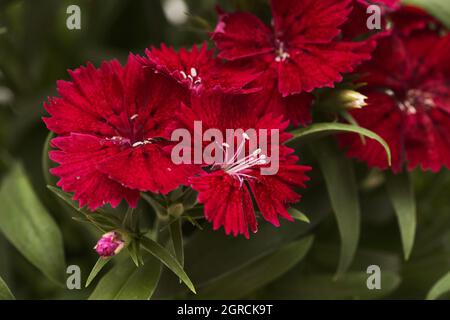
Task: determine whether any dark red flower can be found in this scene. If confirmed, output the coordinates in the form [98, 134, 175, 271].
[174, 93, 311, 238]
[211, 0, 376, 125]
[139, 43, 260, 95]
[339, 30, 450, 173]
[44, 55, 193, 210]
[390, 5, 444, 36]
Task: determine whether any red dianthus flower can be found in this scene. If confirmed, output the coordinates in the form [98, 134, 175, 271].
[339, 28, 450, 172]
[174, 93, 311, 238]
[44, 55, 193, 210]
[211, 0, 376, 125]
[139, 43, 260, 96]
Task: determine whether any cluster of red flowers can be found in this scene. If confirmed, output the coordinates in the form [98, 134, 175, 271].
[44, 0, 449, 238]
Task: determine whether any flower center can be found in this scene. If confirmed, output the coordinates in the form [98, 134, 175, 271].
[399, 89, 436, 115]
[215, 133, 268, 185]
[102, 114, 154, 148]
[274, 40, 290, 62]
[180, 67, 202, 87]
[103, 136, 153, 148]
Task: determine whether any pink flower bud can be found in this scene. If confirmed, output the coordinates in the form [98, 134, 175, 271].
[94, 232, 125, 258]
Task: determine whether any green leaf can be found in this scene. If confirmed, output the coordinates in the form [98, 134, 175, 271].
[47, 185, 92, 216]
[141, 237, 196, 294]
[0, 164, 66, 285]
[128, 240, 143, 267]
[288, 122, 391, 166]
[141, 193, 167, 216]
[313, 140, 360, 277]
[0, 276, 15, 300]
[288, 208, 310, 224]
[427, 271, 450, 300]
[403, 0, 450, 28]
[195, 236, 314, 299]
[386, 172, 417, 260]
[169, 219, 184, 267]
[47, 185, 121, 231]
[340, 111, 366, 144]
[86, 258, 111, 288]
[89, 255, 161, 300]
[261, 271, 401, 300]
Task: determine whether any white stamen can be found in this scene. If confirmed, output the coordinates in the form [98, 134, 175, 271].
[275, 40, 290, 62]
[215, 134, 269, 185]
[130, 114, 139, 120]
[132, 139, 153, 148]
[399, 89, 436, 115]
[179, 67, 201, 87]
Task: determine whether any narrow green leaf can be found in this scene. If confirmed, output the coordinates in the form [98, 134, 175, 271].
[0, 276, 15, 300]
[128, 240, 143, 267]
[0, 164, 66, 285]
[169, 219, 184, 267]
[288, 122, 391, 166]
[288, 208, 310, 224]
[313, 140, 360, 277]
[427, 271, 450, 300]
[47, 185, 121, 230]
[47, 185, 92, 216]
[196, 236, 314, 299]
[340, 111, 366, 144]
[86, 258, 111, 287]
[89, 255, 161, 300]
[386, 172, 417, 260]
[141, 237, 196, 294]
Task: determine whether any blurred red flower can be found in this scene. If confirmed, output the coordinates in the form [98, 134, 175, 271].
[339, 25, 450, 172]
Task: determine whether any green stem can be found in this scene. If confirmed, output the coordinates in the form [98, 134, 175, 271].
[151, 217, 161, 242]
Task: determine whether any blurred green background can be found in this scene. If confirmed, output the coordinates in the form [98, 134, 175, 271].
[1, 0, 450, 300]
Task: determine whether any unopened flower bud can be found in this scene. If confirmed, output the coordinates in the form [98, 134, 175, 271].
[94, 232, 125, 258]
[318, 89, 368, 112]
[340, 90, 368, 109]
[168, 203, 184, 218]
